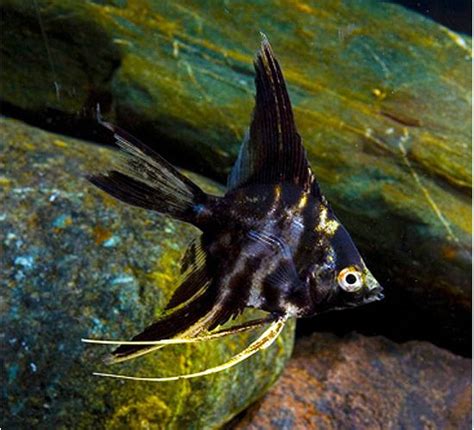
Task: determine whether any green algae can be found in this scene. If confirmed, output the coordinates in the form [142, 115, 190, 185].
[0, 117, 295, 429]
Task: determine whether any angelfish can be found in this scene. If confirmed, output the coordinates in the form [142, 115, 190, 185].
[83, 37, 383, 382]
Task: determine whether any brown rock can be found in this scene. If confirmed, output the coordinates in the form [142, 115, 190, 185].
[234, 333, 471, 429]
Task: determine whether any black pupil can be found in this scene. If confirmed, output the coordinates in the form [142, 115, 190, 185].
[345, 273, 357, 285]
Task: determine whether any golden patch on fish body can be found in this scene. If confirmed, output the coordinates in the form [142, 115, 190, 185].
[316, 204, 339, 236]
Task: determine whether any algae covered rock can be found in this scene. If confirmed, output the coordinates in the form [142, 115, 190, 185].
[0, 0, 471, 352]
[235, 332, 472, 429]
[0, 117, 295, 429]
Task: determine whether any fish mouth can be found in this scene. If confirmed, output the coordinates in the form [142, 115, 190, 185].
[364, 283, 384, 303]
[369, 288, 384, 302]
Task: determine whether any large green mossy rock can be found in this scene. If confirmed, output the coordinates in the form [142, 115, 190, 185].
[0, 1, 471, 350]
[0, 117, 295, 429]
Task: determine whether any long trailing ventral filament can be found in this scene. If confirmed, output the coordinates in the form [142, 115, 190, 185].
[81, 315, 275, 346]
[83, 316, 287, 382]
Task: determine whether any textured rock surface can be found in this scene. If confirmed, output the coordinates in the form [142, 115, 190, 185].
[0, 0, 471, 353]
[0, 117, 295, 429]
[233, 332, 472, 430]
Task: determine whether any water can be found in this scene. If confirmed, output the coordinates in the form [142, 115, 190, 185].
[1, 1, 471, 429]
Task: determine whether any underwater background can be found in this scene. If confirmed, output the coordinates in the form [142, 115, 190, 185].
[1, 0, 471, 429]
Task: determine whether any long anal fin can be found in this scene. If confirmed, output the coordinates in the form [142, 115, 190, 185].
[91, 317, 287, 382]
[81, 315, 275, 346]
[107, 286, 216, 364]
[166, 237, 209, 310]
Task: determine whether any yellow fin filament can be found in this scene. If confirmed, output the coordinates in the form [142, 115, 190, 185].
[81, 316, 274, 346]
[90, 316, 287, 382]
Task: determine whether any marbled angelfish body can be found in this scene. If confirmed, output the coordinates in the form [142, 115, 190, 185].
[85, 37, 383, 380]
[201, 184, 322, 317]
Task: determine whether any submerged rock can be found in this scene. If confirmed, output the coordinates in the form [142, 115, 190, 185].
[0, 0, 471, 353]
[0, 117, 295, 429]
[234, 332, 472, 429]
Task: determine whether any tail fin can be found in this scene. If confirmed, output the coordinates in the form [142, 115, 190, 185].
[88, 121, 208, 224]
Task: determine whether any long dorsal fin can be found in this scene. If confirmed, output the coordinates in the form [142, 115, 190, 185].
[228, 36, 314, 191]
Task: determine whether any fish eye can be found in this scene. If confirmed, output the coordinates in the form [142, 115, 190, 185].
[337, 267, 363, 292]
